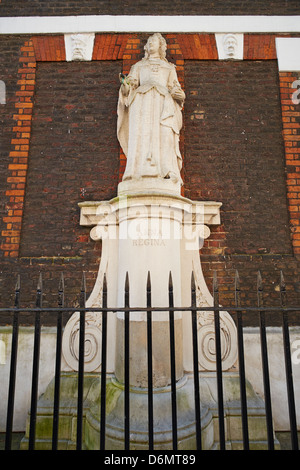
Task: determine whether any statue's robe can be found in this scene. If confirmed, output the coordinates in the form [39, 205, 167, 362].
[117, 58, 184, 183]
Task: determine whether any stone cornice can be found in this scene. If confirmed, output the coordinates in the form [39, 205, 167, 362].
[0, 15, 300, 35]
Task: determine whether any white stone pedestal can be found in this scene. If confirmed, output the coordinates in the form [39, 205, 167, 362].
[58, 185, 240, 449]
[61, 190, 238, 377]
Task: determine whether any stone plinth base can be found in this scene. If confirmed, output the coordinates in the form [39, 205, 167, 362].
[85, 376, 213, 450]
[117, 177, 181, 197]
[20, 373, 98, 450]
[20, 372, 279, 450]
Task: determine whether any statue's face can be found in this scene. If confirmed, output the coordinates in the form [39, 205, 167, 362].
[147, 35, 160, 55]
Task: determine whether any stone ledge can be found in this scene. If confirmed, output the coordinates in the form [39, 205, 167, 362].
[78, 195, 222, 228]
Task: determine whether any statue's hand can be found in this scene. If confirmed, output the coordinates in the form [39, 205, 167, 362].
[119, 73, 131, 96]
[171, 87, 185, 103]
[119, 74, 138, 97]
[121, 81, 131, 96]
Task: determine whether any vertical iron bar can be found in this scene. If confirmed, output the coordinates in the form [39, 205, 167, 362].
[168, 272, 178, 450]
[213, 271, 226, 450]
[124, 272, 130, 450]
[5, 275, 21, 450]
[76, 272, 86, 450]
[100, 273, 108, 450]
[52, 273, 64, 450]
[234, 270, 249, 450]
[147, 271, 154, 450]
[257, 271, 274, 450]
[280, 271, 298, 450]
[191, 272, 202, 450]
[28, 273, 43, 450]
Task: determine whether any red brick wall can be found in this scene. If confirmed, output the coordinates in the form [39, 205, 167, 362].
[20, 60, 120, 259]
[1, 39, 36, 258]
[279, 73, 300, 255]
[184, 59, 291, 256]
[0, 0, 299, 15]
[1, 33, 300, 317]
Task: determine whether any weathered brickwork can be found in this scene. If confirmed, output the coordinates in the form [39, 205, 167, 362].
[0, 36, 28, 255]
[279, 72, 300, 255]
[184, 60, 291, 256]
[20, 60, 121, 258]
[1, 39, 36, 258]
[1, 32, 300, 320]
[31, 36, 66, 62]
[0, 0, 300, 16]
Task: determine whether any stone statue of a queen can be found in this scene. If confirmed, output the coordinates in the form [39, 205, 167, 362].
[117, 33, 185, 185]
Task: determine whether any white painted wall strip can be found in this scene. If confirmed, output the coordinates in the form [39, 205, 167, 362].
[0, 15, 300, 35]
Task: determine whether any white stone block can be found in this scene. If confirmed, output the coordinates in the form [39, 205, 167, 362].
[64, 33, 95, 61]
[215, 33, 244, 60]
[276, 37, 300, 71]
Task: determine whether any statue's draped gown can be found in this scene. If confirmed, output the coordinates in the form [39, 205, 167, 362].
[117, 58, 184, 183]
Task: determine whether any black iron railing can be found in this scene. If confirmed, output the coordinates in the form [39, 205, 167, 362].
[1, 271, 299, 451]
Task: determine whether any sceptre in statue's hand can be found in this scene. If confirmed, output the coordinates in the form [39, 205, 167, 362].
[119, 73, 131, 96]
[119, 73, 129, 85]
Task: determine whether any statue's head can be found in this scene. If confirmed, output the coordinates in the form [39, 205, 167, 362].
[144, 33, 167, 60]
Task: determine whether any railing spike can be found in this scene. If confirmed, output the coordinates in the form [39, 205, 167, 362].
[15, 274, 21, 292]
[124, 272, 130, 307]
[103, 272, 107, 293]
[213, 270, 218, 293]
[234, 270, 241, 308]
[147, 271, 151, 292]
[191, 271, 196, 291]
[36, 272, 43, 292]
[125, 271, 129, 293]
[257, 270, 263, 291]
[257, 271, 263, 308]
[280, 270, 286, 291]
[58, 272, 64, 292]
[58, 273, 64, 308]
[279, 271, 287, 308]
[80, 272, 86, 310]
[191, 272, 197, 309]
[81, 272, 86, 292]
[168, 271, 173, 291]
[235, 270, 240, 291]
